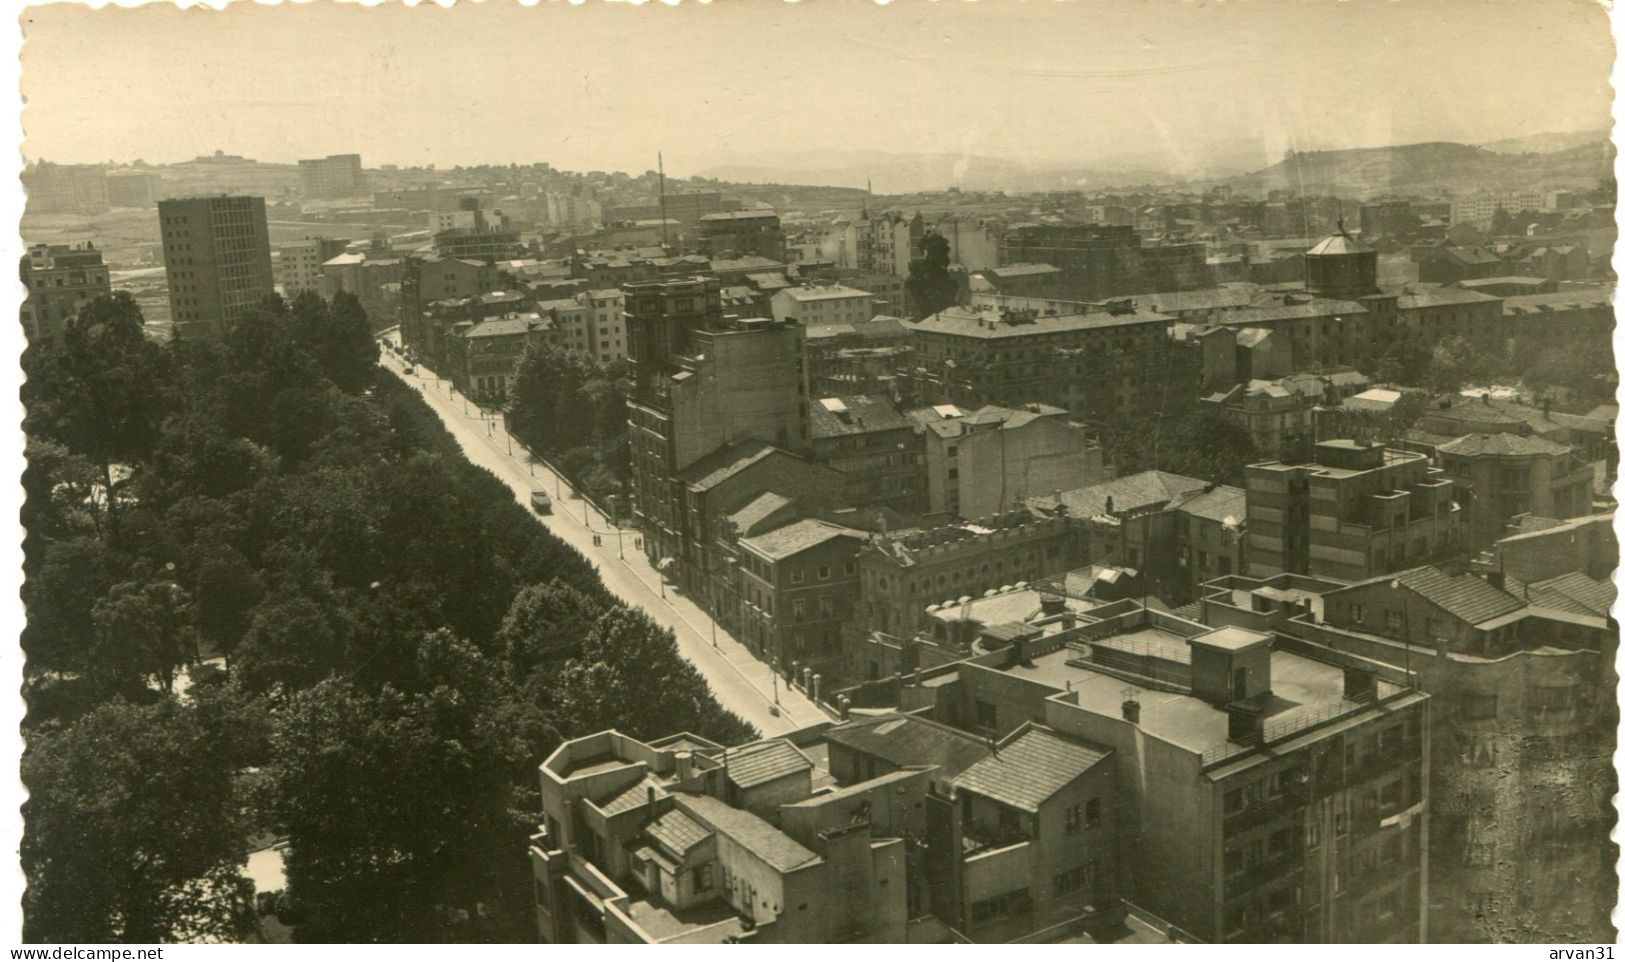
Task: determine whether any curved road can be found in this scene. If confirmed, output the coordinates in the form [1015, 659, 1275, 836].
[377, 334, 817, 736]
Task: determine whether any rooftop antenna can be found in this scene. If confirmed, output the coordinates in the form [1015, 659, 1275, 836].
[658, 152, 670, 249]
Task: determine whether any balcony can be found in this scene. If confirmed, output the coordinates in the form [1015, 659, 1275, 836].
[962, 823, 1032, 860]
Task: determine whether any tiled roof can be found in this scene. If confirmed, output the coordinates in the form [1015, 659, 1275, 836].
[1031, 470, 1209, 519]
[1168, 485, 1246, 524]
[739, 518, 864, 562]
[1394, 289, 1501, 310]
[676, 440, 781, 490]
[953, 726, 1110, 813]
[1438, 433, 1570, 457]
[727, 491, 794, 537]
[808, 394, 913, 438]
[719, 739, 813, 790]
[1306, 231, 1373, 256]
[914, 303, 1171, 339]
[778, 284, 872, 302]
[675, 794, 818, 873]
[599, 776, 669, 816]
[646, 808, 711, 856]
[1350, 567, 1525, 627]
[1524, 571, 1616, 617]
[1219, 298, 1367, 326]
[821, 713, 991, 779]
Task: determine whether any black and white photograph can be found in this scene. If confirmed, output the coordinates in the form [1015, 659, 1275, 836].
[8, 0, 1622, 948]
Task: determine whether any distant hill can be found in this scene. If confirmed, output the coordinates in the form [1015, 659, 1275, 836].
[1479, 129, 1611, 155]
[687, 149, 1183, 195]
[1215, 139, 1614, 198]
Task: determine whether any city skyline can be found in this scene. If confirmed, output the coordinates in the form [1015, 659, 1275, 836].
[20, 0, 1615, 179]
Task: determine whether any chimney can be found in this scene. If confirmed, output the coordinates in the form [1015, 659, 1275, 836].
[1039, 591, 1066, 616]
[1226, 701, 1265, 745]
[1343, 666, 1376, 703]
[1105, 495, 1115, 514]
[1122, 698, 1141, 724]
[646, 786, 656, 810]
[1485, 570, 1505, 591]
[675, 750, 695, 783]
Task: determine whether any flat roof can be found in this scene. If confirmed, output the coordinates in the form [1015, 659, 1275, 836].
[998, 642, 1392, 756]
[1190, 626, 1272, 653]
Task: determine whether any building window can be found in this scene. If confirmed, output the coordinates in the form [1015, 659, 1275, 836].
[693, 864, 714, 892]
[1085, 797, 1102, 829]
[818, 564, 831, 580]
[1384, 610, 1404, 634]
[1065, 804, 1082, 833]
[1349, 603, 1364, 624]
[790, 568, 804, 584]
[975, 700, 998, 732]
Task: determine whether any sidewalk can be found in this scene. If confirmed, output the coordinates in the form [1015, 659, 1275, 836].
[377, 337, 822, 736]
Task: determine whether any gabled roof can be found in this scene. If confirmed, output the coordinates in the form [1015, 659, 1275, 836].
[1307, 231, 1373, 256]
[727, 491, 795, 537]
[646, 808, 711, 857]
[1438, 433, 1570, 457]
[676, 440, 782, 490]
[599, 775, 669, 816]
[1031, 470, 1209, 520]
[953, 726, 1110, 813]
[821, 713, 991, 779]
[1522, 571, 1616, 617]
[717, 739, 813, 790]
[1343, 566, 1524, 627]
[739, 518, 864, 562]
[674, 794, 819, 873]
[1168, 484, 1246, 524]
[808, 394, 913, 438]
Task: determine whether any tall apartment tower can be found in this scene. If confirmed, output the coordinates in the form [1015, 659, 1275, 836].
[297, 154, 367, 200]
[158, 195, 275, 340]
[624, 276, 809, 567]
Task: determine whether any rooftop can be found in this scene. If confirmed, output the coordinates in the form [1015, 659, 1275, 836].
[717, 739, 813, 790]
[676, 440, 782, 491]
[820, 713, 992, 780]
[700, 209, 779, 222]
[726, 491, 794, 537]
[809, 394, 913, 438]
[645, 808, 711, 857]
[954, 725, 1110, 813]
[778, 284, 873, 302]
[1028, 470, 1210, 520]
[1438, 432, 1571, 458]
[915, 302, 1172, 340]
[739, 518, 865, 563]
[673, 794, 819, 873]
[1342, 566, 1524, 627]
[1518, 571, 1616, 617]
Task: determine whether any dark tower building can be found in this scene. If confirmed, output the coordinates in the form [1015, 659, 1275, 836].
[1304, 221, 1379, 300]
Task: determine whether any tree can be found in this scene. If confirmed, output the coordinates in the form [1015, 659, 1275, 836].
[21, 536, 112, 675]
[89, 580, 197, 696]
[1489, 205, 1515, 237]
[497, 579, 606, 678]
[22, 699, 255, 943]
[1375, 334, 1432, 386]
[23, 293, 170, 545]
[906, 231, 959, 319]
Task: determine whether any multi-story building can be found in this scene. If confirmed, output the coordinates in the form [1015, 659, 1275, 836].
[999, 224, 1210, 300]
[1435, 433, 1596, 552]
[1026, 470, 1247, 605]
[157, 195, 276, 340]
[804, 316, 913, 396]
[970, 264, 1066, 300]
[822, 210, 925, 276]
[22, 162, 110, 214]
[536, 289, 628, 364]
[1245, 440, 1462, 581]
[1202, 374, 1347, 459]
[1448, 190, 1548, 227]
[20, 242, 111, 345]
[734, 518, 867, 674]
[907, 402, 1111, 520]
[276, 237, 349, 298]
[807, 395, 925, 514]
[444, 312, 557, 402]
[695, 209, 786, 262]
[932, 215, 1002, 272]
[1292, 567, 1615, 942]
[1357, 200, 1419, 239]
[770, 284, 875, 328]
[432, 198, 522, 263]
[1480, 511, 1617, 585]
[318, 251, 403, 329]
[297, 153, 367, 199]
[853, 508, 1073, 653]
[848, 601, 1431, 943]
[545, 189, 602, 229]
[529, 730, 909, 943]
[903, 302, 1201, 424]
[624, 277, 810, 572]
[399, 254, 501, 359]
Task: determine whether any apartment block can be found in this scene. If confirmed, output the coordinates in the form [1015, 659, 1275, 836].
[1435, 433, 1596, 552]
[276, 237, 349, 297]
[297, 153, 367, 199]
[20, 242, 111, 345]
[1245, 440, 1461, 581]
[158, 195, 275, 340]
[908, 402, 1111, 520]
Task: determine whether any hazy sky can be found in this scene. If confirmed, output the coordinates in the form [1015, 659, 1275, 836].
[18, 0, 1617, 178]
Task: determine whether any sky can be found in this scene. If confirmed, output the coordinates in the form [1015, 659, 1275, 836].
[17, 0, 1618, 179]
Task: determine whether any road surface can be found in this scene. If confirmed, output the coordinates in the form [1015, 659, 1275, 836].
[377, 335, 817, 736]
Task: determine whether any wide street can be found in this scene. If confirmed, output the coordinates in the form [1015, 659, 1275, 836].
[376, 333, 817, 736]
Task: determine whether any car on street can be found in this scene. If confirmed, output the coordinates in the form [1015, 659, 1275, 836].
[529, 490, 553, 514]
[404, 364, 416, 374]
